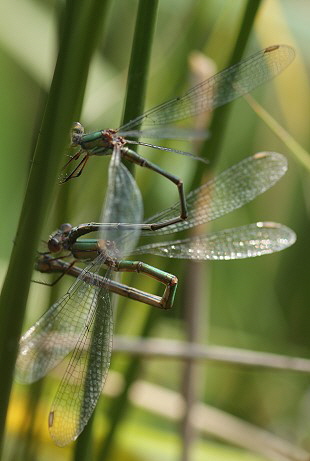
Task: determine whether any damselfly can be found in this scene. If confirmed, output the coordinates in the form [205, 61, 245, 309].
[62, 45, 295, 231]
[16, 151, 296, 446]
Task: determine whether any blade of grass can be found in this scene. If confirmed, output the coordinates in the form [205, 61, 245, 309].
[244, 93, 310, 172]
[0, 0, 109, 453]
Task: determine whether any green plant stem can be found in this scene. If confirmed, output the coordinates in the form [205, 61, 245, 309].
[0, 0, 109, 454]
[73, 412, 96, 461]
[98, 311, 158, 460]
[121, 0, 159, 173]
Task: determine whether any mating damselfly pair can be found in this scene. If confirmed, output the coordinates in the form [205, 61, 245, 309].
[16, 45, 296, 446]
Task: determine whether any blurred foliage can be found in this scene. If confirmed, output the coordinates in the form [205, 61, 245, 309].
[1, 0, 310, 460]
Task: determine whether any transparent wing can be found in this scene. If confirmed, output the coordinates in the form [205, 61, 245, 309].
[117, 126, 209, 140]
[47, 146, 144, 446]
[142, 152, 287, 235]
[119, 45, 294, 131]
[15, 257, 108, 384]
[135, 222, 296, 260]
[124, 140, 209, 163]
[48, 269, 113, 447]
[101, 145, 143, 255]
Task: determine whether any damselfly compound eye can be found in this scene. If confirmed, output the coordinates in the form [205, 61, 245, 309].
[48, 237, 62, 253]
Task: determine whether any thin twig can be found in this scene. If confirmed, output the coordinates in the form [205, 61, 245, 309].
[113, 336, 310, 373]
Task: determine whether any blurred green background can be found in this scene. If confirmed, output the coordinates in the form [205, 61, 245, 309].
[0, 0, 310, 460]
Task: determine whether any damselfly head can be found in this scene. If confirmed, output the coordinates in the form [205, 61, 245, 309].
[48, 223, 73, 253]
[34, 254, 50, 272]
[48, 237, 62, 253]
[34, 254, 59, 273]
[71, 122, 85, 146]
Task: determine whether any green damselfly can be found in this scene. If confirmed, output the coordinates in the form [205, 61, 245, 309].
[16, 151, 296, 446]
[62, 45, 294, 230]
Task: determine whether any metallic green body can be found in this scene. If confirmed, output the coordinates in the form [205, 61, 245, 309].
[80, 130, 111, 152]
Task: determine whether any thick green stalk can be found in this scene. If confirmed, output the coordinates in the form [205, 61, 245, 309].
[73, 412, 96, 461]
[0, 0, 109, 453]
[121, 0, 159, 172]
[98, 311, 158, 460]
